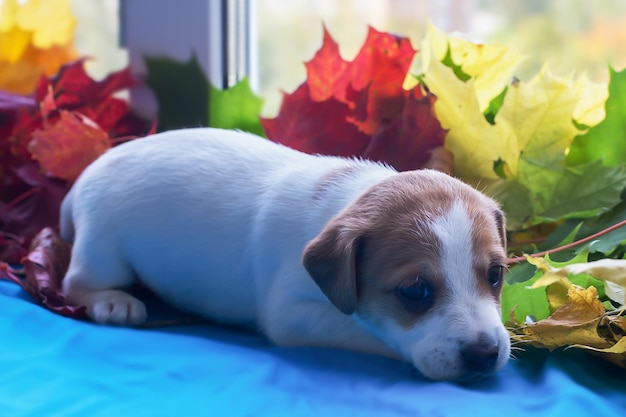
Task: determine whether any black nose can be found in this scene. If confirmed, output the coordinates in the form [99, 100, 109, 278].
[461, 337, 500, 375]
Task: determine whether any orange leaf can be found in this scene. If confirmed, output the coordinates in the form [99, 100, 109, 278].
[28, 110, 110, 182]
[348, 27, 416, 96]
[343, 27, 417, 134]
[304, 26, 349, 102]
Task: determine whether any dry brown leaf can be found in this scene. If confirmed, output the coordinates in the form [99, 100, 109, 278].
[521, 286, 609, 349]
[514, 285, 626, 368]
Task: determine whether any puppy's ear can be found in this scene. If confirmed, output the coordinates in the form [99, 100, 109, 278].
[302, 219, 360, 315]
[494, 209, 507, 251]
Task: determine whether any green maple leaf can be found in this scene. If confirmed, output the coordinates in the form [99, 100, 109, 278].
[209, 78, 264, 136]
[501, 270, 551, 323]
[145, 56, 264, 135]
[567, 66, 626, 167]
[489, 160, 626, 229]
[144, 55, 209, 131]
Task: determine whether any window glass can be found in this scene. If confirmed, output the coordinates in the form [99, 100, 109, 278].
[257, 0, 626, 115]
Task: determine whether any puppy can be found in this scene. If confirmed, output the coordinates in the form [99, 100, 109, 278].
[61, 128, 510, 381]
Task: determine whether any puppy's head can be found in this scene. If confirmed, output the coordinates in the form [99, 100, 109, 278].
[302, 170, 510, 381]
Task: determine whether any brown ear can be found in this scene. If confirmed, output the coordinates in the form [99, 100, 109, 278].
[494, 209, 507, 251]
[302, 220, 360, 315]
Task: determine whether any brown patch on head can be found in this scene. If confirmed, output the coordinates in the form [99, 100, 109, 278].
[305, 170, 460, 316]
[303, 169, 508, 331]
[468, 206, 508, 303]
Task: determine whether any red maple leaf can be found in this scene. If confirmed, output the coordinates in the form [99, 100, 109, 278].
[261, 83, 370, 157]
[263, 26, 446, 174]
[28, 110, 111, 182]
[363, 87, 447, 171]
[0, 59, 154, 263]
[32, 59, 150, 137]
[304, 27, 416, 136]
[346, 27, 416, 135]
[304, 26, 350, 102]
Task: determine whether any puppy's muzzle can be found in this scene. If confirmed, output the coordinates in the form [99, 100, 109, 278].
[460, 332, 502, 378]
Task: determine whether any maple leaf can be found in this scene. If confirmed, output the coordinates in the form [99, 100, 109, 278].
[344, 27, 416, 135]
[518, 286, 612, 350]
[36, 58, 135, 109]
[419, 24, 625, 229]
[540, 258, 626, 306]
[303, 26, 416, 135]
[209, 78, 264, 136]
[363, 87, 446, 171]
[19, 227, 87, 319]
[144, 55, 210, 131]
[0, 164, 68, 264]
[304, 26, 349, 102]
[264, 26, 445, 172]
[28, 110, 111, 182]
[33, 59, 148, 137]
[262, 83, 370, 157]
[0, 60, 153, 262]
[504, 249, 626, 367]
[567, 67, 626, 167]
[420, 22, 524, 112]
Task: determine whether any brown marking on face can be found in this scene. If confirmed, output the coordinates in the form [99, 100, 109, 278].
[303, 169, 507, 330]
[466, 206, 508, 303]
[355, 223, 444, 329]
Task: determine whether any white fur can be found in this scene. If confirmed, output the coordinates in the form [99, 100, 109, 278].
[352, 201, 510, 381]
[61, 128, 509, 381]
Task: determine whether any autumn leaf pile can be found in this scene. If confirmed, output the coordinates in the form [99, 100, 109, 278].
[1, 0, 625, 368]
[261, 23, 626, 367]
[261, 27, 448, 173]
[0, 0, 152, 300]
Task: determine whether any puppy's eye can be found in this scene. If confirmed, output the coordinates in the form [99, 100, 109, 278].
[487, 265, 504, 288]
[395, 279, 434, 313]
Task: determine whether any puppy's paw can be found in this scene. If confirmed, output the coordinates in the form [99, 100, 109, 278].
[84, 290, 148, 326]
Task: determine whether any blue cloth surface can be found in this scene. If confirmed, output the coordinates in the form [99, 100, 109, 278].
[1, 280, 625, 417]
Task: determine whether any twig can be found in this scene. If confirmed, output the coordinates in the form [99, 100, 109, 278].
[506, 219, 626, 265]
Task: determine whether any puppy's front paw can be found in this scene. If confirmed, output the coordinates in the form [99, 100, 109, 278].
[83, 290, 147, 326]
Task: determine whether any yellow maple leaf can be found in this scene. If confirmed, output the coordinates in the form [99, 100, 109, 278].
[0, 0, 77, 94]
[528, 256, 626, 308]
[423, 22, 525, 112]
[496, 67, 584, 177]
[572, 73, 608, 128]
[420, 33, 516, 180]
[420, 24, 601, 187]
[557, 259, 626, 305]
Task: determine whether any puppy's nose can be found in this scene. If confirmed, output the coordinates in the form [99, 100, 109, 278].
[461, 337, 500, 375]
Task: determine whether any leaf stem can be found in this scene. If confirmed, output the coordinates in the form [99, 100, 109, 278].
[506, 219, 626, 264]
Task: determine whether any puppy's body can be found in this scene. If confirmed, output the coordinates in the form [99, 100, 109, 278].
[62, 128, 510, 381]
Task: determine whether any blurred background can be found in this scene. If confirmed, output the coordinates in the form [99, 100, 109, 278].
[25, 0, 626, 114]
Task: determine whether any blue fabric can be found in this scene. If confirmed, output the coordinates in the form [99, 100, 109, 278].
[1, 280, 625, 417]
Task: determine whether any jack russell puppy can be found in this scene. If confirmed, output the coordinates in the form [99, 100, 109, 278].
[61, 128, 510, 381]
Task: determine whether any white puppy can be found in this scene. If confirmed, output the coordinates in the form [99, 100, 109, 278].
[61, 128, 510, 381]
